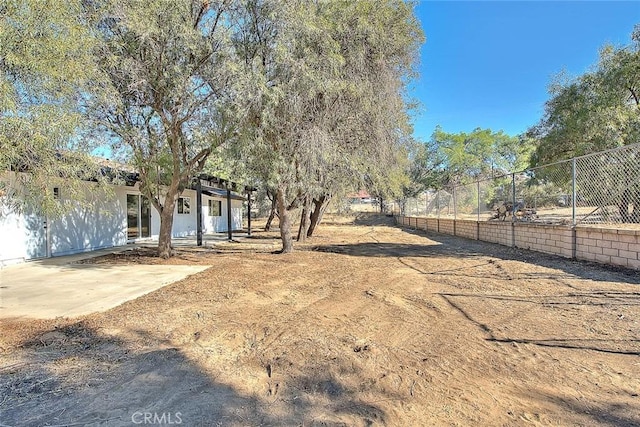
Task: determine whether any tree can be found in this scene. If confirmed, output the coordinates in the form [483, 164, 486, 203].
[236, 0, 423, 252]
[430, 126, 530, 186]
[89, 0, 245, 258]
[0, 0, 103, 215]
[528, 25, 640, 222]
[529, 24, 640, 165]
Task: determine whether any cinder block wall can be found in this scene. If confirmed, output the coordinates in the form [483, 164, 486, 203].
[395, 216, 640, 271]
[455, 220, 478, 240]
[514, 224, 573, 258]
[575, 227, 640, 269]
[478, 222, 512, 246]
[438, 218, 455, 235]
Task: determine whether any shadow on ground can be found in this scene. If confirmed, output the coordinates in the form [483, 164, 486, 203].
[0, 321, 387, 426]
[438, 292, 640, 356]
[518, 388, 640, 427]
[314, 214, 640, 286]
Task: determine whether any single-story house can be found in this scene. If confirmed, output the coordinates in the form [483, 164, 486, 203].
[348, 190, 375, 204]
[0, 171, 250, 266]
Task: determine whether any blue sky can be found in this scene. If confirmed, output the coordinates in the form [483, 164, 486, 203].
[411, 1, 640, 141]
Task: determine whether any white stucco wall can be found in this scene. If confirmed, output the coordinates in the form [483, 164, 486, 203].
[0, 175, 245, 265]
[0, 207, 46, 265]
[202, 195, 243, 233]
[171, 188, 198, 237]
[49, 185, 128, 257]
[0, 179, 129, 264]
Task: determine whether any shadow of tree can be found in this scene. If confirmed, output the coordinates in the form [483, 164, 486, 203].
[0, 321, 390, 426]
[314, 217, 640, 285]
[439, 293, 640, 356]
[515, 388, 640, 427]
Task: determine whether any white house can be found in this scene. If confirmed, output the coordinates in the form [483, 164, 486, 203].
[0, 172, 247, 266]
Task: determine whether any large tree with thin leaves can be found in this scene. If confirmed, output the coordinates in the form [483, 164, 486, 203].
[89, 0, 246, 258]
[0, 0, 103, 215]
[235, 0, 423, 252]
[528, 25, 640, 222]
[529, 24, 640, 164]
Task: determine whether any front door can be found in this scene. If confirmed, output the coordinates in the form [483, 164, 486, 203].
[127, 194, 151, 240]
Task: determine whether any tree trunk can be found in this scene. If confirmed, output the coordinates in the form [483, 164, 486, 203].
[307, 194, 331, 238]
[265, 190, 278, 231]
[157, 196, 177, 259]
[297, 196, 312, 242]
[277, 188, 294, 253]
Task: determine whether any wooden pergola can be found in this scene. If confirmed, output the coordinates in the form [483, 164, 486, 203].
[192, 174, 257, 245]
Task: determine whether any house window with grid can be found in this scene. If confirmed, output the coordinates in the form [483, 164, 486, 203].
[177, 197, 191, 214]
[208, 199, 222, 216]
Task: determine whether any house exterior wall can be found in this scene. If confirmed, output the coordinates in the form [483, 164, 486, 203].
[0, 208, 45, 265]
[0, 174, 245, 266]
[170, 188, 198, 237]
[49, 184, 128, 257]
[201, 195, 243, 233]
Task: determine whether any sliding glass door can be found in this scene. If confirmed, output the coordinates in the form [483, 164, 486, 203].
[127, 194, 151, 240]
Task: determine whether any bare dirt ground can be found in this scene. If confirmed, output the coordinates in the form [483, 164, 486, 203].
[1, 214, 639, 426]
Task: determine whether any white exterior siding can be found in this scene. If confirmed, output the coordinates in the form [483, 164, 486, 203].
[49, 185, 129, 257]
[0, 175, 244, 265]
[171, 188, 198, 237]
[202, 195, 243, 233]
[0, 209, 46, 265]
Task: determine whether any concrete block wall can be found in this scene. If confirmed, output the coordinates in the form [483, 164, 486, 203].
[395, 215, 640, 271]
[575, 227, 640, 269]
[478, 222, 512, 246]
[438, 219, 455, 235]
[514, 224, 573, 258]
[455, 220, 478, 240]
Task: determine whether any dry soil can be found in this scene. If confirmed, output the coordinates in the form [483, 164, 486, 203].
[1, 214, 639, 426]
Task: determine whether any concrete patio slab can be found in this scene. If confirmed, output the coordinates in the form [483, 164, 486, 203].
[0, 250, 210, 319]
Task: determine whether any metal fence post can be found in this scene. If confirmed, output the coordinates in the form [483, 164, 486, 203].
[436, 189, 440, 219]
[572, 158, 577, 226]
[477, 180, 480, 222]
[511, 173, 516, 222]
[453, 186, 457, 220]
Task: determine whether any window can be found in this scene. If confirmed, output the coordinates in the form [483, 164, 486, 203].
[177, 197, 191, 214]
[208, 199, 222, 216]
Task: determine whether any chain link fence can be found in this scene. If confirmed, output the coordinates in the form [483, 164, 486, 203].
[405, 143, 640, 225]
[575, 146, 640, 224]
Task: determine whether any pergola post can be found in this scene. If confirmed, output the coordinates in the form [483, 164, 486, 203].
[227, 187, 233, 241]
[196, 179, 203, 246]
[247, 189, 252, 236]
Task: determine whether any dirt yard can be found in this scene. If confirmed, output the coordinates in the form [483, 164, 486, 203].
[1, 214, 639, 426]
